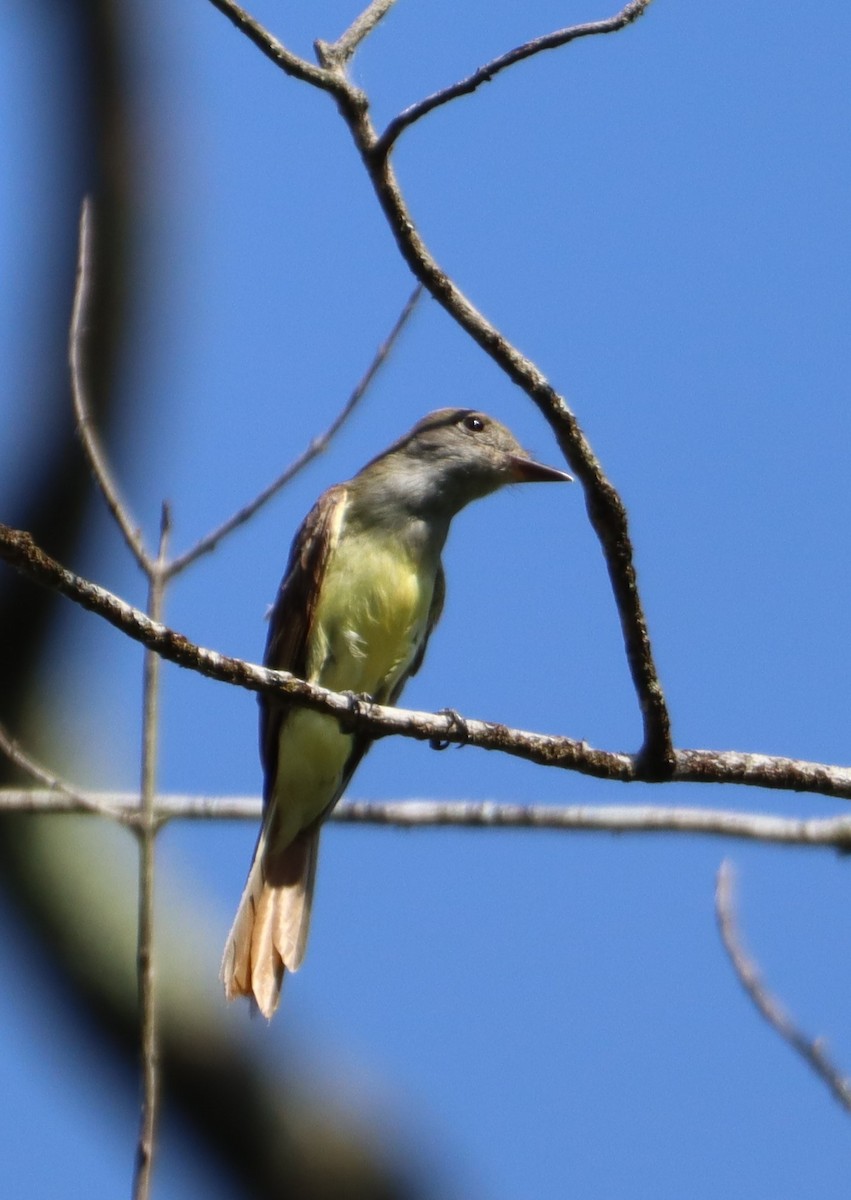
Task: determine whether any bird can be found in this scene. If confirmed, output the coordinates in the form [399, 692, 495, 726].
[221, 407, 572, 1017]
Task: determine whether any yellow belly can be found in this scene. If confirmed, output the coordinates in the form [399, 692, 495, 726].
[271, 527, 434, 841]
[311, 533, 432, 696]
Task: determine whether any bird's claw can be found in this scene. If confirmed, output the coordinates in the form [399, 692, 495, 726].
[430, 707, 468, 751]
[340, 690, 372, 733]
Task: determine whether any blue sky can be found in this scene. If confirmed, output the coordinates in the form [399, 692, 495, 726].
[3, 1, 851, 1196]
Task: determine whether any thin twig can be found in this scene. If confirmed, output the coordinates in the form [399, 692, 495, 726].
[376, 1, 652, 155]
[164, 285, 423, 579]
[316, 0, 398, 68]
[715, 861, 851, 1114]
[5, 789, 851, 851]
[3, 522, 851, 801]
[71, 200, 152, 573]
[0, 720, 131, 822]
[132, 506, 170, 1200]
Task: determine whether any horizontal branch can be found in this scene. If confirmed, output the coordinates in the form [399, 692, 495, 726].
[4, 789, 851, 850]
[3, 522, 851, 799]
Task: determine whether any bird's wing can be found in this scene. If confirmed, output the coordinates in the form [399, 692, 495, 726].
[260, 503, 445, 817]
[259, 484, 347, 807]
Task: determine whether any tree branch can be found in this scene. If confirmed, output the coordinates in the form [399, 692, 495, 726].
[376, 1, 652, 155]
[4, 789, 851, 851]
[132, 507, 169, 1200]
[205, 0, 351, 96]
[164, 285, 422, 579]
[3, 521, 851, 800]
[71, 200, 152, 573]
[339, 118, 672, 771]
[315, 0, 399, 69]
[715, 862, 851, 1114]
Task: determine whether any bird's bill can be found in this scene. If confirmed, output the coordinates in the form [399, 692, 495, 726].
[507, 454, 573, 484]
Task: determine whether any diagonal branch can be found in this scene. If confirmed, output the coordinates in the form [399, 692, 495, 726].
[715, 861, 851, 1114]
[377, 1, 653, 155]
[353, 122, 672, 769]
[164, 284, 423, 579]
[71, 200, 152, 573]
[316, 0, 399, 69]
[0, 519, 623, 775]
[3, 521, 851, 800]
[205, 0, 349, 96]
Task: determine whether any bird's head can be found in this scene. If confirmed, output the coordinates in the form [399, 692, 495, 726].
[361, 408, 571, 517]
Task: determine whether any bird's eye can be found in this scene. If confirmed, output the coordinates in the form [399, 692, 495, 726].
[462, 415, 485, 433]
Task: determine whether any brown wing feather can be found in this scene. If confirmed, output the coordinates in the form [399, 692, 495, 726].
[259, 484, 347, 806]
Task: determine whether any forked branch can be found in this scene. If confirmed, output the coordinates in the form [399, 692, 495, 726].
[164, 284, 423, 578]
[376, 2, 652, 154]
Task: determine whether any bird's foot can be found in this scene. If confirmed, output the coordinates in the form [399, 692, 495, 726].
[340, 690, 373, 734]
[430, 707, 468, 751]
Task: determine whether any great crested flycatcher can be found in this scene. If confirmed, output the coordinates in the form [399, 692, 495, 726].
[222, 408, 572, 1017]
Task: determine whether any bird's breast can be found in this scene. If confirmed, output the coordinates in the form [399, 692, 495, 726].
[310, 528, 435, 699]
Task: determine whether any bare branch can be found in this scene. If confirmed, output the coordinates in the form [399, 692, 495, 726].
[164, 285, 423, 579]
[351, 131, 671, 769]
[334, 801, 851, 848]
[71, 200, 152, 572]
[3, 522, 851, 801]
[205, 0, 351, 96]
[316, 0, 399, 68]
[377, 1, 652, 155]
[715, 862, 851, 1114]
[5, 789, 851, 852]
[0, 518, 623, 772]
[132, 506, 170, 1200]
[0, 788, 260, 821]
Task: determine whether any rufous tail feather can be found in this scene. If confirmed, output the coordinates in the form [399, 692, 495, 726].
[221, 827, 319, 1019]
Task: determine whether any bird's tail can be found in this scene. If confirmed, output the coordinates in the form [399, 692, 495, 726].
[221, 824, 320, 1019]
